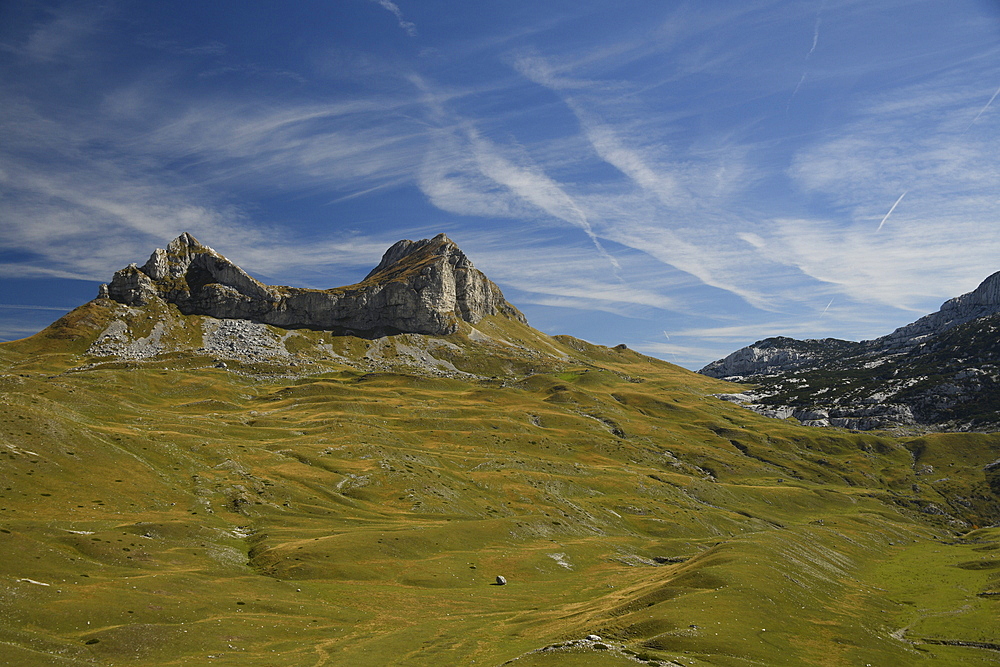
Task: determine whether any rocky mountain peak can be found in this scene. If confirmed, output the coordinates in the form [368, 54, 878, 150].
[363, 233, 463, 281]
[870, 270, 1000, 353]
[142, 231, 209, 279]
[701, 269, 1000, 431]
[100, 233, 525, 336]
[949, 270, 1000, 308]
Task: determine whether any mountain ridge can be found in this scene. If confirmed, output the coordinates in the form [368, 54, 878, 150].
[17, 233, 611, 384]
[101, 232, 525, 337]
[701, 271, 1000, 431]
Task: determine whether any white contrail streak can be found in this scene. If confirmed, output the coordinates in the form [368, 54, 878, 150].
[821, 297, 834, 314]
[662, 332, 679, 363]
[369, 0, 416, 36]
[806, 15, 821, 58]
[788, 1, 825, 109]
[790, 73, 807, 104]
[876, 190, 907, 231]
[965, 84, 1000, 132]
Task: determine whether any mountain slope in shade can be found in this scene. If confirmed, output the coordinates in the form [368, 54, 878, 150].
[701, 271, 1000, 431]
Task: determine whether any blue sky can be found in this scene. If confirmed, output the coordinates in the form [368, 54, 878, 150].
[3, 0, 1000, 369]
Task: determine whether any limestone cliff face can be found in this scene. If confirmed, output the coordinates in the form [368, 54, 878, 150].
[102, 233, 526, 335]
[698, 336, 858, 379]
[877, 270, 1000, 352]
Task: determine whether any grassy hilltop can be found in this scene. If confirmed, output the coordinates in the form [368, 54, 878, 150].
[1, 297, 999, 666]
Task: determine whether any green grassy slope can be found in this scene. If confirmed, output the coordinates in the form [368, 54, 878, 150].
[1, 302, 999, 665]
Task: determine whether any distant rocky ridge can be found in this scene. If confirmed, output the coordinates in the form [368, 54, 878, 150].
[701, 271, 1000, 432]
[101, 232, 525, 336]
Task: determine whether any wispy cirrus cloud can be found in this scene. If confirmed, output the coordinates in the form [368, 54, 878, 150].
[511, 53, 776, 308]
[368, 0, 417, 37]
[464, 127, 622, 272]
[776, 75, 1000, 310]
[408, 73, 624, 273]
[0, 91, 426, 282]
[4, 0, 1000, 369]
[19, 2, 107, 62]
[0, 322, 61, 342]
[463, 239, 675, 314]
[632, 340, 730, 364]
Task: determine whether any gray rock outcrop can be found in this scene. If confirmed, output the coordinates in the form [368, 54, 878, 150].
[702, 271, 1000, 381]
[878, 270, 1000, 352]
[699, 337, 856, 379]
[700, 272, 1000, 432]
[101, 232, 526, 336]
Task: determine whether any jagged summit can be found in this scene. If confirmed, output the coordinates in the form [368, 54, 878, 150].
[363, 233, 456, 280]
[100, 232, 525, 336]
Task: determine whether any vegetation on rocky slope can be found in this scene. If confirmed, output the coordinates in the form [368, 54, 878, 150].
[701, 271, 1000, 431]
[723, 313, 1000, 432]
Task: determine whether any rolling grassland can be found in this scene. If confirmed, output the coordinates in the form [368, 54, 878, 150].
[1, 300, 999, 665]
